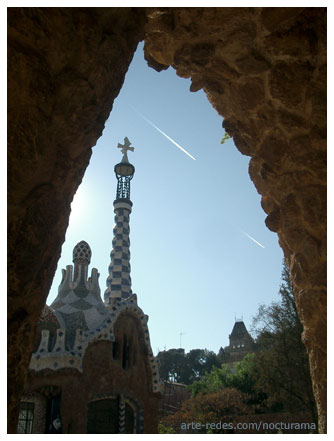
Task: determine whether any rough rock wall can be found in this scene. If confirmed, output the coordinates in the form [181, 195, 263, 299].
[144, 7, 326, 432]
[7, 6, 326, 433]
[7, 7, 146, 433]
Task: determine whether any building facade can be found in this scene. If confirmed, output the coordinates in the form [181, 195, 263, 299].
[17, 139, 162, 434]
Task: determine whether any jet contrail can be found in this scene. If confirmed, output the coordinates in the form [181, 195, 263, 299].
[241, 231, 265, 249]
[130, 106, 196, 161]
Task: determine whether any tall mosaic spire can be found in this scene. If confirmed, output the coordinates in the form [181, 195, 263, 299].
[104, 137, 135, 304]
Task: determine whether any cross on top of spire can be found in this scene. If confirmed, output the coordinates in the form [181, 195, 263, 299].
[117, 137, 134, 163]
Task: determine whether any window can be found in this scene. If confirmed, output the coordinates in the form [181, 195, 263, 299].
[17, 402, 34, 434]
[113, 341, 120, 359]
[122, 335, 130, 370]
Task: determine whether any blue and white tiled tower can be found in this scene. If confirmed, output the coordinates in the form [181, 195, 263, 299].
[104, 137, 135, 304]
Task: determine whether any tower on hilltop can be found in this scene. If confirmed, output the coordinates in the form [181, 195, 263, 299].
[219, 319, 257, 366]
[104, 137, 135, 304]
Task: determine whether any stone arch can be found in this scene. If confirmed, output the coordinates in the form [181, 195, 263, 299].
[85, 393, 143, 434]
[143, 9, 326, 432]
[123, 394, 145, 433]
[8, 7, 326, 433]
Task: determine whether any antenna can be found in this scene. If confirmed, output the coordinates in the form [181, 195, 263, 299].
[179, 332, 186, 348]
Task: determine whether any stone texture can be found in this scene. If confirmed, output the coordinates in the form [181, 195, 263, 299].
[8, 6, 326, 433]
[7, 7, 146, 433]
[143, 9, 326, 431]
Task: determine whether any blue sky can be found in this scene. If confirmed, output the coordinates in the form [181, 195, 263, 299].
[47, 42, 284, 355]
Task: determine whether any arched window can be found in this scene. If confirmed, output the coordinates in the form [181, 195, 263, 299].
[86, 398, 137, 434]
[87, 399, 118, 434]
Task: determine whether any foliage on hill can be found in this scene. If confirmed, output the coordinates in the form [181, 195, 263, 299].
[157, 348, 221, 385]
[189, 353, 260, 397]
[162, 388, 255, 434]
[159, 263, 318, 433]
[251, 263, 317, 422]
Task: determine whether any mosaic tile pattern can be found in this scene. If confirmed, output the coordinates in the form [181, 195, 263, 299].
[73, 240, 91, 264]
[30, 294, 162, 393]
[38, 305, 61, 326]
[104, 200, 133, 303]
[32, 231, 162, 395]
[50, 242, 109, 345]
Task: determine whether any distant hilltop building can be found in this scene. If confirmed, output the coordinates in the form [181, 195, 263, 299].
[17, 139, 162, 434]
[220, 319, 257, 366]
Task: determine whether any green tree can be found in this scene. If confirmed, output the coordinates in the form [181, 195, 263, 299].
[157, 348, 220, 385]
[162, 388, 255, 434]
[157, 349, 187, 383]
[251, 263, 318, 423]
[186, 348, 220, 382]
[157, 422, 176, 434]
[189, 353, 259, 398]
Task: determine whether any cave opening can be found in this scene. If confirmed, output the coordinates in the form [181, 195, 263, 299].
[8, 8, 326, 433]
[47, 42, 284, 359]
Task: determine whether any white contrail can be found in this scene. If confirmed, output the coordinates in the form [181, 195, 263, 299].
[241, 231, 265, 249]
[130, 106, 196, 161]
